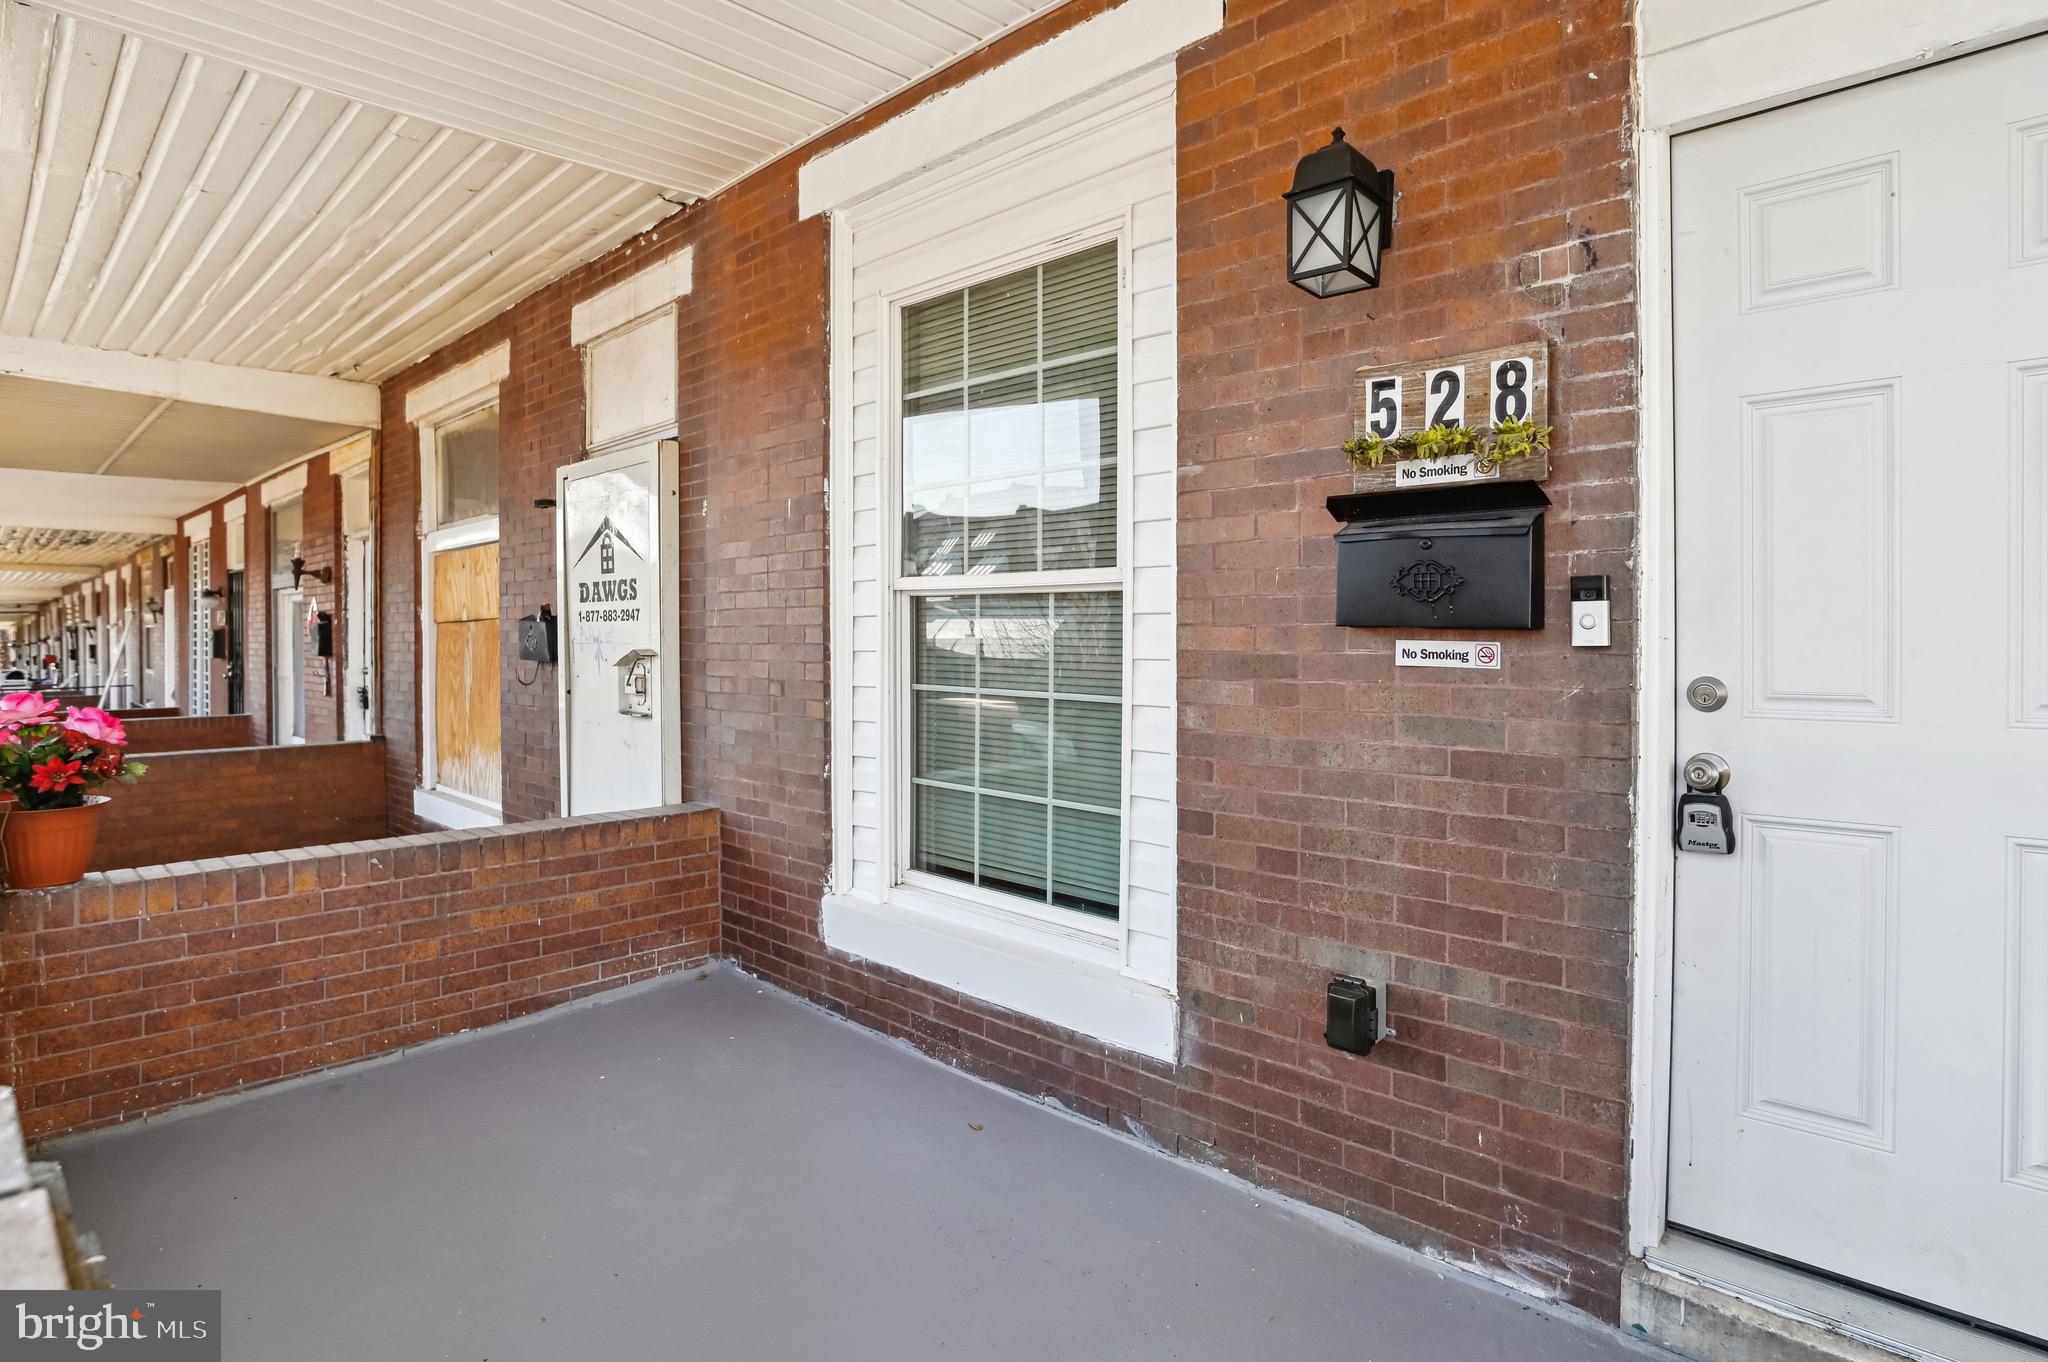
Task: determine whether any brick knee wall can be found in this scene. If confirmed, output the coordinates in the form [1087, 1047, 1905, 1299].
[119, 714, 256, 754]
[0, 805, 720, 1141]
[89, 741, 389, 873]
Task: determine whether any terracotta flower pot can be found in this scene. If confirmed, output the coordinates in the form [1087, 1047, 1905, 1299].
[1, 796, 107, 891]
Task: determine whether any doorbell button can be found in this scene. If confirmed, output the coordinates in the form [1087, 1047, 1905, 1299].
[1571, 599, 1610, 647]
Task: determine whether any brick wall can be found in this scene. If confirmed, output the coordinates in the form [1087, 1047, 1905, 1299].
[297, 453, 343, 744]
[368, 0, 1639, 1322]
[1167, 0, 1638, 1315]
[120, 714, 256, 754]
[91, 741, 388, 872]
[0, 805, 720, 1141]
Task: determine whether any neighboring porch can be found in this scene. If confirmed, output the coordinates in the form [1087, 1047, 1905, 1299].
[48, 967, 1656, 1362]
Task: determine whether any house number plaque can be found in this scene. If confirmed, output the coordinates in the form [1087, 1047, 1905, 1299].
[1349, 342, 1552, 494]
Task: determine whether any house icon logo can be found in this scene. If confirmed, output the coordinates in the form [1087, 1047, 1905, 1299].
[574, 517, 643, 577]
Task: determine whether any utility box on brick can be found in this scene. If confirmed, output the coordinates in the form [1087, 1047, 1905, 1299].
[1327, 483, 1547, 631]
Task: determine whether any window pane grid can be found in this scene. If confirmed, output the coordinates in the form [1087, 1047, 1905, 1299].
[902, 241, 1117, 580]
[910, 590, 1122, 919]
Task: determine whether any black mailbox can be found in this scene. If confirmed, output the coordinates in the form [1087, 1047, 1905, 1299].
[1327, 482, 1547, 630]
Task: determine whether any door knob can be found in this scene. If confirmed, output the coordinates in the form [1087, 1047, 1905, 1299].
[1682, 752, 1732, 792]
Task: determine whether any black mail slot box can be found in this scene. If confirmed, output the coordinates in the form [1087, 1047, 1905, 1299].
[1327, 482, 1548, 630]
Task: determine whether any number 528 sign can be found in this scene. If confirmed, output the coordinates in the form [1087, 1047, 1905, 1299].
[1349, 342, 1551, 492]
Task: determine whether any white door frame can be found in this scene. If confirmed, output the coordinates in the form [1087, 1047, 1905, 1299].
[1626, 5, 2048, 1257]
[344, 530, 376, 740]
[553, 437, 682, 815]
[272, 586, 305, 745]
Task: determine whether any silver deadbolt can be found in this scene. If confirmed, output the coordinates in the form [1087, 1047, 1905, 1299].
[1686, 675, 1728, 712]
[1682, 752, 1732, 793]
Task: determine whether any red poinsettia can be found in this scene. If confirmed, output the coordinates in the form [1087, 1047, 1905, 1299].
[28, 756, 85, 794]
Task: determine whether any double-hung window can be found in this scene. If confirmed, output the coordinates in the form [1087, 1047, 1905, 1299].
[823, 54, 1178, 1059]
[897, 241, 1124, 926]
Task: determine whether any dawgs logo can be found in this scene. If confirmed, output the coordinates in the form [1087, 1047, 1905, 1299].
[573, 516, 644, 604]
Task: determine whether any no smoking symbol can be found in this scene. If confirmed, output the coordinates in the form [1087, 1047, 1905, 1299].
[1475, 645, 1498, 666]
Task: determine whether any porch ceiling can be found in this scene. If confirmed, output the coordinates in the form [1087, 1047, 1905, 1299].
[0, 2, 680, 385]
[31, 0, 1059, 196]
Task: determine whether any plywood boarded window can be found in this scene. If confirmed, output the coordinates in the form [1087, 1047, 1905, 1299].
[431, 541, 500, 804]
[415, 382, 504, 823]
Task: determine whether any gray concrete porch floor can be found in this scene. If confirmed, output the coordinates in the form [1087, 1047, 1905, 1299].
[54, 967, 1664, 1362]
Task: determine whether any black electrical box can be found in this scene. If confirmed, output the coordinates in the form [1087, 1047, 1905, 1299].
[1325, 975, 1382, 1056]
[315, 611, 334, 659]
[1327, 482, 1547, 630]
[517, 607, 557, 665]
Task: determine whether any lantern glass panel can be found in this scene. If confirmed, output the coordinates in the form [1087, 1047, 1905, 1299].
[1349, 186, 1384, 280]
[1289, 185, 1345, 277]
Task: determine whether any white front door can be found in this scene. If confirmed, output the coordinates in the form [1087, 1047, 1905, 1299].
[1670, 38, 2048, 1339]
[557, 439, 679, 815]
[272, 588, 305, 744]
[344, 533, 375, 741]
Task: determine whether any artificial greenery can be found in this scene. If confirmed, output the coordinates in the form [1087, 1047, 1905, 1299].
[1487, 414, 1552, 466]
[1343, 419, 1555, 474]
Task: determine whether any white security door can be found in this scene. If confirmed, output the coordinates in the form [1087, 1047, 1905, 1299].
[557, 439, 679, 815]
[1671, 39, 2048, 1338]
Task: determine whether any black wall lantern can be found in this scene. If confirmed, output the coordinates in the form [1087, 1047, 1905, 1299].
[1285, 128, 1395, 298]
[289, 555, 332, 589]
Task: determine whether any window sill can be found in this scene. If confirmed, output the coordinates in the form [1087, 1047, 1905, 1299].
[822, 890, 1177, 1062]
[413, 786, 501, 831]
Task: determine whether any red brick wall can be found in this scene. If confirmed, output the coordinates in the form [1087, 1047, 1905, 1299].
[367, 0, 1638, 1322]
[0, 804, 719, 1141]
[120, 714, 256, 754]
[90, 740, 389, 872]
[1166, 0, 1638, 1315]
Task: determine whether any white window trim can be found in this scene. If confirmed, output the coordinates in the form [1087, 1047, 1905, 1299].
[881, 229, 1133, 959]
[823, 65, 1180, 1062]
[570, 248, 692, 346]
[411, 366, 506, 827]
[797, 0, 1222, 219]
[259, 463, 308, 507]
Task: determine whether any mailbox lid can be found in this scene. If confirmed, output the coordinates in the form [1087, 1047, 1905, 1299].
[1327, 480, 1550, 540]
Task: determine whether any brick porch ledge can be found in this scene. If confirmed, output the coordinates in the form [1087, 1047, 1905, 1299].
[0, 804, 719, 1141]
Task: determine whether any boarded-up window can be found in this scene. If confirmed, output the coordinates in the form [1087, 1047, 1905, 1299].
[431, 541, 500, 805]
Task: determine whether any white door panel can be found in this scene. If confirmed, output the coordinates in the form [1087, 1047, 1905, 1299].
[1671, 37, 2048, 1339]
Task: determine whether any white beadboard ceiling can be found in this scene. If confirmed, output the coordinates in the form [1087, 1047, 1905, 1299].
[30, 0, 1059, 195]
[0, 2, 683, 383]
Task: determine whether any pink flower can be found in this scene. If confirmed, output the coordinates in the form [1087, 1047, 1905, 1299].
[62, 706, 126, 747]
[0, 692, 59, 727]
